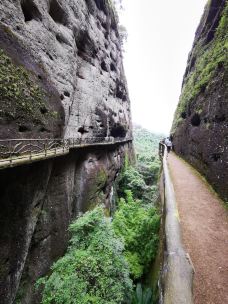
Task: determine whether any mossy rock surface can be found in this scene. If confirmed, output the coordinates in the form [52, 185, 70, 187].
[0, 48, 60, 138]
[172, 1, 228, 131]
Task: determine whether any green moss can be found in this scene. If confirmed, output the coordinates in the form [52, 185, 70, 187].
[85, 169, 108, 212]
[0, 48, 54, 126]
[172, 2, 228, 132]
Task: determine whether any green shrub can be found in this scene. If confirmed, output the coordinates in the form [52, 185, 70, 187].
[113, 191, 160, 279]
[132, 283, 153, 304]
[118, 166, 147, 200]
[37, 208, 133, 304]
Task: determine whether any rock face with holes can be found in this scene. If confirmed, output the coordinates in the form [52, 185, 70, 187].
[0, 0, 131, 139]
[0, 143, 133, 304]
[171, 0, 228, 201]
[0, 0, 133, 303]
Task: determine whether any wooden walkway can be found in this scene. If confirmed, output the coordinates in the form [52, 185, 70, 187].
[168, 153, 228, 304]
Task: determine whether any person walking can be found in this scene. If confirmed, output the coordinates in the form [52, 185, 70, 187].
[165, 137, 172, 153]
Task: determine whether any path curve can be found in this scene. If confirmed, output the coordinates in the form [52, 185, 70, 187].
[168, 153, 228, 304]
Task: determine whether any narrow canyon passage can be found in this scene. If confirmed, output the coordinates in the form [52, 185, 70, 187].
[168, 153, 228, 304]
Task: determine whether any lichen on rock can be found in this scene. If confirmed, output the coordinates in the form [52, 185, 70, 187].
[172, 0, 228, 201]
[0, 48, 57, 134]
[172, 0, 228, 132]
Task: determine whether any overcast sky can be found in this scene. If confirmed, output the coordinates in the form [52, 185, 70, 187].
[120, 0, 207, 134]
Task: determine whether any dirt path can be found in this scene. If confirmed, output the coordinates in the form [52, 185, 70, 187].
[168, 153, 228, 304]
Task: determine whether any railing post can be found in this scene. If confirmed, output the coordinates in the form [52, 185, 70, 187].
[9, 140, 12, 164]
[45, 140, 47, 157]
[30, 140, 32, 160]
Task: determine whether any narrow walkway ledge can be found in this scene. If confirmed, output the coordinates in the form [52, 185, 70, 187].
[168, 153, 228, 304]
[0, 137, 133, 170]
[159, 144, 194, 304]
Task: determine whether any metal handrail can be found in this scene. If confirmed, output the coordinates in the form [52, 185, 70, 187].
[159, 142, 194, 304]
[0, 137, 133, 167]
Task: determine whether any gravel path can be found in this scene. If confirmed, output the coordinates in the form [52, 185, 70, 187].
[168, 153, 228, 304]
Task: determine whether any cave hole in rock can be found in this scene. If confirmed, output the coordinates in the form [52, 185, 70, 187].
[94, 0, 107, 13]
[76, 32, 97, 58]
[200, 83, 207, 93]
[56, 33, 68, 45]
[38, 74, 42, 80]
[64, 91, 70, 97]
[60, 94, 64, 100]
[122, 94, 127, 101]
[181, 112, 187, 119]
[110, 124, 126, 138]
[39, 127, 49, 132]
[85, 0, 96, 14]
[40, 106, 48, 114]
[214, 114, 226, 123]
[116, 89, 123, 99]
[47, 53, 54, 61]
[78, 127, 89, 134]
[101, 60, 108, 72]
[49, 0, 66, 25]
[18, 125, 30, 132]
[56, 34, 62, 44]
[191, 113, 201, 126]
[217, 61, 224, 70]
[21, 0, 41, 22]
[101, 21, 107, 30]
[16, 25, 21, 31]
[212, 153, 221, 162]
[110, 63, 116, 72]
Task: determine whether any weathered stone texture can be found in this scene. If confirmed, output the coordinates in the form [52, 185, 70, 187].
[0, 142, 133, 303]
[0, 0, 133, 303]
[0, 0, 131, 139]
[172, 0, 228, 201]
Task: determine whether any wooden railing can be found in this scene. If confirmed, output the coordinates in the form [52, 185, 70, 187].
[159, 142, 194, 304]
[0, 137, 132, 169]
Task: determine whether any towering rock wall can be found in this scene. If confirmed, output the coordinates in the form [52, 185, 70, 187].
[171, 0, 228, 201]
[0, 0, 131, 139]
[0, 143, 133, 304]
[0, 0, 133, 303]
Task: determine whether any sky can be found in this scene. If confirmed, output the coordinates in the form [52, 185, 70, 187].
[119, 0, 208, 134]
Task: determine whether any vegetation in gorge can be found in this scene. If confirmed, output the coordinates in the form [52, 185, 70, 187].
[113, 191, 160, 279]
[132, 284, 153, 304]
[118, 125, 161, 204]
[37, 208, 133, 304]
[114, 125, 161, 298]
[172, 1, 228, 131]
[37, 125, 161, 303]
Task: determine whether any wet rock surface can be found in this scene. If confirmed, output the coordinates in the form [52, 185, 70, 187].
[172, 0, 228, 201]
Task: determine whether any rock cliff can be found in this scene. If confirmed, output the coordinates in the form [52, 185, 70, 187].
[0, 0, 133, 303]
[171, 0, 228, 201]
[0, 0, 131, 139]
